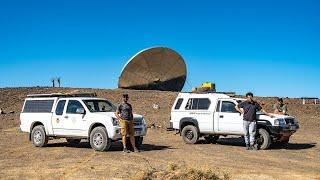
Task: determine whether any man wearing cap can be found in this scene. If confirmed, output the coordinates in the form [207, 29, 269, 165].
[115, 94, 139, 153]
[235, 92, 274, 150]
[273, 98, 288, 115]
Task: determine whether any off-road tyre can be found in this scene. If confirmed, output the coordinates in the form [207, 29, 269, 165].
[31, 125, 48, 147]
[181, 125, 199, 144]
[255, 128, 271, 150]
[89, 126, 111, 151]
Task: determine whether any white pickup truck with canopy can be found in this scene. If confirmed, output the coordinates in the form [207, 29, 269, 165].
[20, 93, 147, 151]
[169, 92, 299, 149]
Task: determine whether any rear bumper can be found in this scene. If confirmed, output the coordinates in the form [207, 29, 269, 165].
[20, 124, 29, 133]
[167, 122, 174, 131]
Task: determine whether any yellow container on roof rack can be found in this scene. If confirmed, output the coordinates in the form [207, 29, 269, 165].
[201, 82, 215, 90]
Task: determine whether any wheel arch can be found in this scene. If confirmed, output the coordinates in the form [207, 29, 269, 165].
[179, 117, 199, 132]
[88, 123, 106, 137]
[29, 121, 45, 141]
[257, 120, 272, 134]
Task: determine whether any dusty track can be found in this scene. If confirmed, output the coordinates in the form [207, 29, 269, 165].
[0, 127, 319, 179]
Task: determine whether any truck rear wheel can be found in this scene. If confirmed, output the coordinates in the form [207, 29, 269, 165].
[255, 128, 271, 150]
[31, 125, 48, 147]
[89, 127, 111, 151]
[181, 125, 199, 144]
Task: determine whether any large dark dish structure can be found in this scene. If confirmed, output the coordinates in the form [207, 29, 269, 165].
[118, 47, 187, 91]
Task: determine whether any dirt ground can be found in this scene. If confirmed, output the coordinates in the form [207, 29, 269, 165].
[0, 127, 319, 180]
[0, 87, 319, 179]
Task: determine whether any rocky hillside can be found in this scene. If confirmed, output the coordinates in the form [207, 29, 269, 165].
[0, 87, 319, 130]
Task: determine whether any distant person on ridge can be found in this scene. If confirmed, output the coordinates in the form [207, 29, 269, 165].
[115, 94, 139, 153]
[235, 92, 274, 150]
[273, 97, 288, 115]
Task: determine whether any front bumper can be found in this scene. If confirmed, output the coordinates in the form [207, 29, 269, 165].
[269, 124, 300, 135]
[108, 124, 148, 140]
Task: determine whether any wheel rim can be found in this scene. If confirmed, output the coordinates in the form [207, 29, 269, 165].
[34, 130, 42, 144]
[256, 134, 264, 145]
[185, 130, 194, 140]
[93, 133, 103, 147]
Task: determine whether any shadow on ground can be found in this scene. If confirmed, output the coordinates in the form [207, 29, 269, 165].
[46, 141, 173, 152]
[197, 137, 316, 150]
[271, 143, 316, 150]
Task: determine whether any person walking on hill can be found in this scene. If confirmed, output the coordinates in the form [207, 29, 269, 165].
[115, 94, 139, 153]
[235, 92, 274, 150]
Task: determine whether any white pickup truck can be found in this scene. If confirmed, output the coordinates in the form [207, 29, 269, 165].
[20, 93, 147, 151]
[169, 92, 299, 149]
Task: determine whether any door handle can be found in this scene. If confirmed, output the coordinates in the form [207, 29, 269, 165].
[64, 115, 69, 119]
[219, 115, 224, 118]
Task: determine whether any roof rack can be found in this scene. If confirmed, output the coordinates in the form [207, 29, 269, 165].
[183, 91, 236, 96]
[27, 92, 97, 98]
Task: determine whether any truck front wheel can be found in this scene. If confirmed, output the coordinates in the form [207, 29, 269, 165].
[181, 125, 199, 144]
[31, 125, 48, 147]
[255, 128, 271, 150]
[89, 127, 111, 151]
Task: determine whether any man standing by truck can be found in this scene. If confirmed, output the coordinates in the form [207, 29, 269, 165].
[235, 92, 273, 150]
[115, 94, 139, 153]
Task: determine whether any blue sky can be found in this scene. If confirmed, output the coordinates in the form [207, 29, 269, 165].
[0, 0, 319, 97]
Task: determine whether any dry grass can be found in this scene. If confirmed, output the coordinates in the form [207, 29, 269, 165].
[134, 163, 231, 180]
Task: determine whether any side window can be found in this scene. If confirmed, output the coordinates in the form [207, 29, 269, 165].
[174, 98, 184, 110]
[185, 98, 210, 110]
[98, 101, 113, 112]
[55, 100, 66, 115]
[66, 100, 84, 114]
[221, 101, 237, 113]
[198, 98, 211, 110]
[185, 98, 197, 110]
[23, 100, 54, 113]
[86, 101, 95, 111]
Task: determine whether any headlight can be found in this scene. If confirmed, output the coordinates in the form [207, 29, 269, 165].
[112, 117, 119, 126]
[274, 118, 286, 126]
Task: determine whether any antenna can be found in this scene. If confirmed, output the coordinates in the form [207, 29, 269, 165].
[51, 78, 55, 93]
[57, 77, 61, 93]
[118, 47, 187, 92]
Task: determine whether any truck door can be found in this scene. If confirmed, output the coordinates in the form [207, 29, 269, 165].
[217, 100, 243, 134]
[63, 100, 87, 136]
[51, 99, 67, 135]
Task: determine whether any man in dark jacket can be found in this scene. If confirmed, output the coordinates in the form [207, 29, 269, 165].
[235, 92, 273, 150]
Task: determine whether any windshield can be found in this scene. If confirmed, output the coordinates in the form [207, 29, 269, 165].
[83, 100, 117, 112]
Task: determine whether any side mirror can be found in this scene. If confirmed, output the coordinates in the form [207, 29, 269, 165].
[76, 108, 85, 114]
